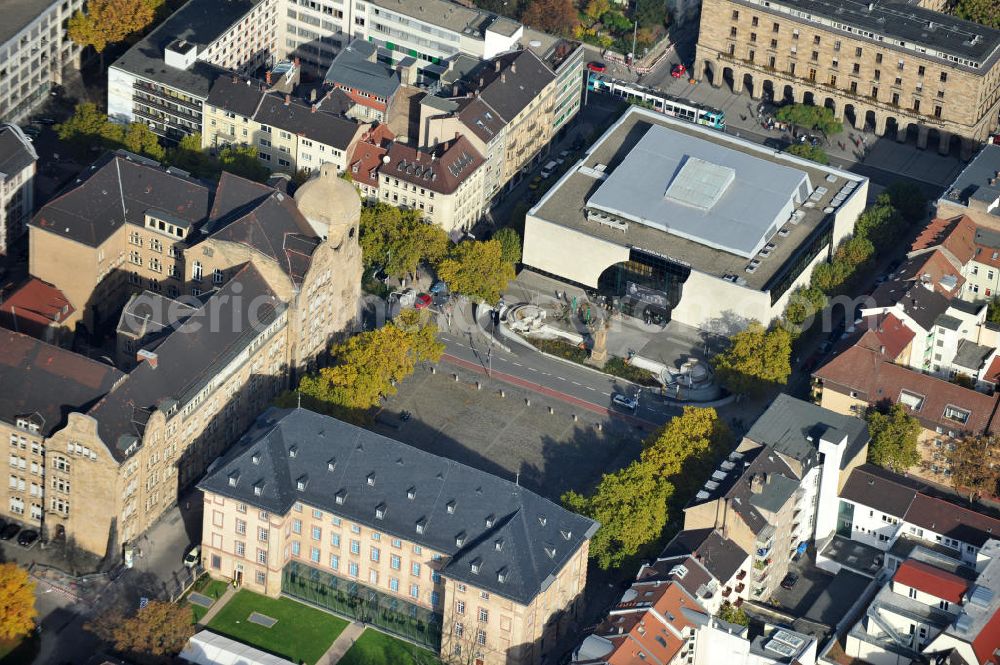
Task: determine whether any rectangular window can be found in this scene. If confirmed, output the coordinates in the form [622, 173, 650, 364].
[331, 534, 341, 548]
[371, 547, 380, 562]
[291, 541, 300, 557]
[310, 547, 321, 563]
[257, 548, 267, 564]
[351, 539, 360, 555]
[311, 526, 321, 541]
[390, 577, 399, 592]
[410, 584, 420, 599]
[292, 519, 302, 534]
[236, 519, 246, 535]
[330, 554, 340, 570]
[479, 608, 489, 622]
[349, 562, 359, 577]
[391, 554, 401, 570]
[412, 562, 421, 577]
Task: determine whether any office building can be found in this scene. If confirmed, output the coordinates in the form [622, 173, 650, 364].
[522, 107, 868, 330]
[0, 124, 37, 255]
[198, 407, 598, 665]
[695, 0, 1000, 157]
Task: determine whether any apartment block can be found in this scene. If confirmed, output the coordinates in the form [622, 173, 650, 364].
[938, 144, 1000, 231]
[108, 0, 279, 142]
[13, 164, 363, 554]
[695, 0, 1000, 157]
[201, 75, 367, 176]
[0, 124, 37, 255]
[0, 0, 85, 125]
[683, 394, 869, 599]
[198, 407, 598, 665]
[323, 39, 403, 123]
[380, 136, 486, 233]
[812, 337, 999, 485]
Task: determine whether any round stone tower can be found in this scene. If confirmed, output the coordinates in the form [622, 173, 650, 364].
[293, 162, 361, 246]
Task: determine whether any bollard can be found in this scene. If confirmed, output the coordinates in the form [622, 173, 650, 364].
[430, 366, 436, 374]
[548, 406, 554, 415]
[476, 381, 482, 390]
[454, 374, 460, 382]
[597, 422, 602, 431]
[572, 414, 578, 422]
[525, 398, 531, 406]
[499, 390, 505, 398]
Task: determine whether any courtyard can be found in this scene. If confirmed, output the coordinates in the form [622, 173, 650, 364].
[338, 628, 441, 665]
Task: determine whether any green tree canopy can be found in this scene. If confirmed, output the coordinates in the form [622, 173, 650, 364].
[563, 461, 672, 569]
[436, 239, 516, 303]
[953, 0, 999, 29]
[68, 0, 155, 54]
[121, 122, 165, 160]
[785, 143, 829, 165]
[167, 132, 218, 179]
[783, 285, 828, 328]
[218, 144, 269, 182]
[56, 102, 167, 162]
[294, 315, 444, 422]
[359, 203, 450, 278]
[945, 436, 1000, 502]
[854, 194, 906, 251]
[521, 0, 579, 35]
[867, 402, 921, 473]
[493, 227, 522, 266]
[884, 181, 928, 224]
[775, 104, 844, 136]
[641, 406, 729, 494]
[718, 602, 749, 627]
[711, 321, 792, 395]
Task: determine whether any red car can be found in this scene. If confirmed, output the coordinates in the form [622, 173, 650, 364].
[671, 64, 687, 78]
[415, 293, 432, 310]
[586, 61, 606, 73]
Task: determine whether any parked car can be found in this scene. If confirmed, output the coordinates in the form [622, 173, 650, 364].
[780, 572, 799, 590]
[33, 118, 57, 125]
[17, 530, 38, 547]
[612, 392, 639, 412]
[183, 545, 201, 568]
[586, 61, 606, 73]
[671, 64, 687, 78]
[415, 293, 432, 310]
[0, 523, 20, 540]
[429, 281, 448, 295]
[540, 161, 558, 179]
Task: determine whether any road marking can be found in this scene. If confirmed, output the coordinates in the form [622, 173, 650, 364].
[528, 367, 538, 372]
[602, 391, 611, 396]
[571, 381, 581, 386]
[512, 362, 522, 367]
[586, 386, 596, 391]
[557, 376, 566, 381]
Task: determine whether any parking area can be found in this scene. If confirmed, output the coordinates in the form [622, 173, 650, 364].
[372, 363, 646, 502]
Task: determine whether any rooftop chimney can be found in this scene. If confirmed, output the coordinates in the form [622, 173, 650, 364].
[495, 59, 501, 73]
[452, 84, 458, 96]
[310, 88, 318, 103]
[511, 62, 516, 74]
[266, 71, 272, 85]
[284, 93, 291, 106]
[311, 104, 317, 113]
[501, 73, 505, 84]
[136, 349, 158, 369]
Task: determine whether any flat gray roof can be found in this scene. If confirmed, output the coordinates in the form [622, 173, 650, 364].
[369, 0, 516, 39]
[587, 124, 809, 258]
[1, 0, 59, 47]
[940, 144, 1000, 218]
[531, 107, 865, 291]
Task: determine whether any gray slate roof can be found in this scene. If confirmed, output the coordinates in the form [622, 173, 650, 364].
[199, 407, 599, 605]
[745, 393, 870, 472]
[0, 125, 37, 178]
[109, 0, 253, 98]
[254, 93, 361, 150]
[30, 152, 211, 247]
[89, 263, 282, 460]
[660, 528, 749, 583]
[942, 145, 1000, 217]
[0, 329, 123, 436]
[325, 40, 401, 100]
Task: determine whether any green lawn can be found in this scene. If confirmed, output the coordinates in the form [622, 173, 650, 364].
[338, 629, 441, 665]
[207, 590, 347, 664]
[186, 577, 231, 623]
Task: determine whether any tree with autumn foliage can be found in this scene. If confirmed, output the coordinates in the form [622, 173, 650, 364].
[86, 600, 192, 658]
[521, 0, 578, 36]
[0, 563, 36, 641]
[946, 435, 1000, 502]
[68, 0, 156, 55]
[292, 311, 444, 421]
[711, 321, 792, 396]
[436, 239, 515, 304]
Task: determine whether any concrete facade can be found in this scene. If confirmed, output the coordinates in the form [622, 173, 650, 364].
[694, 0, 1000, 158]
[0, 124, 36, 255]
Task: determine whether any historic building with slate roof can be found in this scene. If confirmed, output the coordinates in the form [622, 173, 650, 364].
[9, 159, 362, 555]
[199, 407, 598, 665]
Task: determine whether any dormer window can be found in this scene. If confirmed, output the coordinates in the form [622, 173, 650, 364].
[407, 487, 416, 500]
[485, 514, 495, 528]
[544, 546, 556, 559]
[470, 558, 482, 574]
[376, 503, 386, 520]
[497, 568, 508, 583]
[416, 518, 426, 535]
[296, 475, 308, 491]
[455, 531, 466, 547]
[251, 452, 261, 465]
[228, 471, 240, 487]
[327, 458, 336, 472]
[253, 481, 264, 496]
[288, 446, 297, 458]
[367, 472, 376, 487]
[538, 515, 547, 527]
[446, 500, 456, 514]
[335, 489, 346, 505]
[495, 539, 504, 552]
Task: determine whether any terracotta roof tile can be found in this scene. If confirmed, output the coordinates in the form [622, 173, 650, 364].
[0, 278, 74, 340]
[384, 135, 484, 195]
[973, 606, 1000, 665]
[894, 559, 969, 603]
[912, 215, 977, 265]
[860, 314, 915, 362]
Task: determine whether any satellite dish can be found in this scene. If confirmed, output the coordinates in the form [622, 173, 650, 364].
[382, 155, 391, 164]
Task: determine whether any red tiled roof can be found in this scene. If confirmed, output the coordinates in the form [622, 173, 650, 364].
[349, 141, 387, 189]
[911, 215, 977, 265]
[861, 314, 915, 361]
[973, 606, 1000, 665]
[384, 135, 484, 195]
[986, 357, 1000, 386]
[813, 343, 999, 435]
[894, 559, 969, 603]
[0, 278, 74, 340]
[910, 248, 967, 296]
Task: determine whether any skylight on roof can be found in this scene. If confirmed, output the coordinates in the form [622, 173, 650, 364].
[663, 157, 736, 211]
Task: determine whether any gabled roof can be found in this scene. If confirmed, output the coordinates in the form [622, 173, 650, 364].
[839, 464, 917, 519]
[203, 172, 321, 284]
[30, 152, 211, 247]
[0, 278, 74, 339]
[88, 264, 282, 461]
[206, 75, 267, 117]
[894, 559, 969, 604]
[324, 39, 401, 102]
[813, 342, 999, 435]
[972, 605, 1000, 665]
[198, 407, 598, 605]
[0, 124, 37, 178]
[452, 50, 554, 124]
[911, 215, 977, 266]
[0, 329, 123, 436]
[660, 528, 749, 583]
[861, 314, 916, 361]
[384, 135, 484, 195]
[348, 141, 387, 189]
[254, 93, 363, 149]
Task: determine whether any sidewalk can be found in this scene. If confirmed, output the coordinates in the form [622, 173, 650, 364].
[316, 621, 366, 664]
[196, 584, 236, 627]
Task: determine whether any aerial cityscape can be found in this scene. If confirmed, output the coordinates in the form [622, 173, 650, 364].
[0, 0, 998, 663]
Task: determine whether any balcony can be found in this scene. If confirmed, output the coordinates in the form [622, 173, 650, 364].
[735, 583, 745, 594]
[133, 80, 201, 112]
[133, 92, 200, 121]
[753, 558, 771, 571]
[736, 569, 747, 581]
[756, 545, 771, 558]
